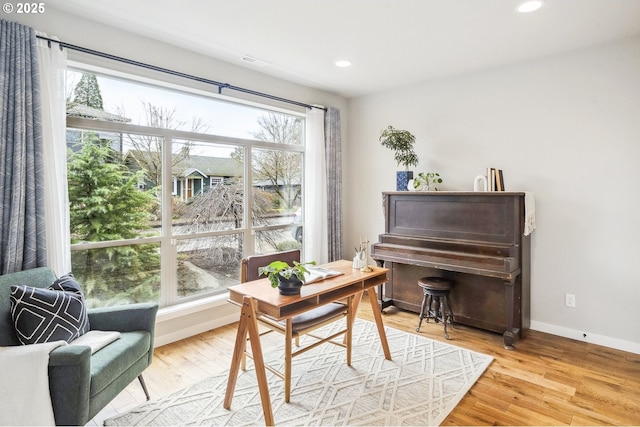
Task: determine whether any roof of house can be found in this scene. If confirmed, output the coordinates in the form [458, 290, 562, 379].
[173, 155, 242, 178]
[124, 150, 242, 178]
[67, 104, 131, 123]
[181, 167, 207, 178]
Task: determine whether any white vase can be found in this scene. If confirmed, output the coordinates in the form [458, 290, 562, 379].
[474, 175, 488, 192]
[353, 252, 367, 269]
[407, 179, 423, 191]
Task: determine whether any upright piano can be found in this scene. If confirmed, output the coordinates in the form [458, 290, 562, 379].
[370, 192, 531, 349]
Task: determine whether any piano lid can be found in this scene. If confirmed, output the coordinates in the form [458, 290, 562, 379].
[383, 192, 525, 245]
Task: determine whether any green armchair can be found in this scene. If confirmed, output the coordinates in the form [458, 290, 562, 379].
[0, 267, 158, 426]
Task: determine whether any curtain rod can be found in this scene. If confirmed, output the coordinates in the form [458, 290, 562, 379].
[36, 35, 325, 111]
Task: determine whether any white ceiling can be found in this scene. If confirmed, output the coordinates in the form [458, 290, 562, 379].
[47, 0, 640, 98]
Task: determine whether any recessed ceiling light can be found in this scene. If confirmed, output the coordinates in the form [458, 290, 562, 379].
[516, 0, 544, 13]
[334, 60, 352, 68]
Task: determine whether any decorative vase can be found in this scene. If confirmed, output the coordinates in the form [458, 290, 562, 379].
[353, 251, 367, 269]
[473, 175, 488, 192]
[407, 179, 424, 191]
[277, 275, 303, 295]
[396, 171, 413, 191]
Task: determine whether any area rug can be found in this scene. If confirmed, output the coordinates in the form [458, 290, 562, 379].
[105, 320, 492, 426]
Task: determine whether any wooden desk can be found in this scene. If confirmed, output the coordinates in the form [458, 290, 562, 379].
[223, 260, 391, 426]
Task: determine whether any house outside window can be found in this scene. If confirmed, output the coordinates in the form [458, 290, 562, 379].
[66, 67, 305, 309]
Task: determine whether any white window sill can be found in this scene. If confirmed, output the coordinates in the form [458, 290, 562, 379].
[156, 292, 230, 323]
[153, 292, 239, 346]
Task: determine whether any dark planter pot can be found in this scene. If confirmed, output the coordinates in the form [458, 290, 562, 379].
[396, 171, 413, 191]
[277, 275, 303, 295]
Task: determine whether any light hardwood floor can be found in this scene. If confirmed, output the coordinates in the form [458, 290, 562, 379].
[89, 296, 640, 426]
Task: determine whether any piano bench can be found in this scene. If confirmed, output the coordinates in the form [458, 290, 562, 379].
[416, 277, 455, 339]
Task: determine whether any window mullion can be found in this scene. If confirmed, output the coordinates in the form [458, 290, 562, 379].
[244, 145, 254, 257]
[161, 133, 177, 306]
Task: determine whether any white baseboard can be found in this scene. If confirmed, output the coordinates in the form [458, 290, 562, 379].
[530, 320, 640, 355]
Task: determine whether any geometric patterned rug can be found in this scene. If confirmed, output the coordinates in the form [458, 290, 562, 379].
[104, 320, 492, 426]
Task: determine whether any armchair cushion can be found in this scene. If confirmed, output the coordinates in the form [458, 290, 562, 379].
[89, 331, 150, 396]
[9, 273, 90, 344]
[70, 330, 121, 354]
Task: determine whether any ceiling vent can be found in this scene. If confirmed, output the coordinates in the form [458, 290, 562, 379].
[241, 55, 269, 67]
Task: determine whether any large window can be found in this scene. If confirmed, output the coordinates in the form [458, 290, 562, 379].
[66, 67, 306, 308]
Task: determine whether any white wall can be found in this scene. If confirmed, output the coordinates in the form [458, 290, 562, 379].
[346, 37, 640, 353]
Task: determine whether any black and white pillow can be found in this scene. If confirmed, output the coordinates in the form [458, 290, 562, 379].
[10, 273, 90, 345]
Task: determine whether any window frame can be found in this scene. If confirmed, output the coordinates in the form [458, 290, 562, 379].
[66, 64, 306, 308]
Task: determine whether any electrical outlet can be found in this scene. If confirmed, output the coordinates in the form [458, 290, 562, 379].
[565, 293, 576, 308]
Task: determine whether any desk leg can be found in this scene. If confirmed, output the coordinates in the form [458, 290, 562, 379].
[223, 296, 275, 426]
[367, 288, 392, 360]
[223, 302, 248, 410]
[346, 295, 354, 366]
[351, 290, 363, 315]
[284, 319, 292, 403]
[343, 291, 363, 346]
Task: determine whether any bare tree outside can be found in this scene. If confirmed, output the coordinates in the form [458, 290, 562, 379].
[121, 102, 210, 189]
[253, 113, 302, 145]
[251, 113, 303, 210]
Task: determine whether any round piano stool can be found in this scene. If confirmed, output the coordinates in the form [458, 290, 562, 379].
[416, 277, 455, 339]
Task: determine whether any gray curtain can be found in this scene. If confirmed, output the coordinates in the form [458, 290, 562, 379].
[324, 107, 342, 261]
[0, 20, 46, 274]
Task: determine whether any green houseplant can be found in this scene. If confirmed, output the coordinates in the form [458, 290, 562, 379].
[379, 126, 419, 191]
[258, 260, 316, 295]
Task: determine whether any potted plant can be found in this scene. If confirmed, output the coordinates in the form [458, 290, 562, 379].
[258, 260, 316, 295]
[410, 172, 443, 191]
[379, 125, 419, 191]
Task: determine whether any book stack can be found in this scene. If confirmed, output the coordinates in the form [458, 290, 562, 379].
[486, 168, 505, 191]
